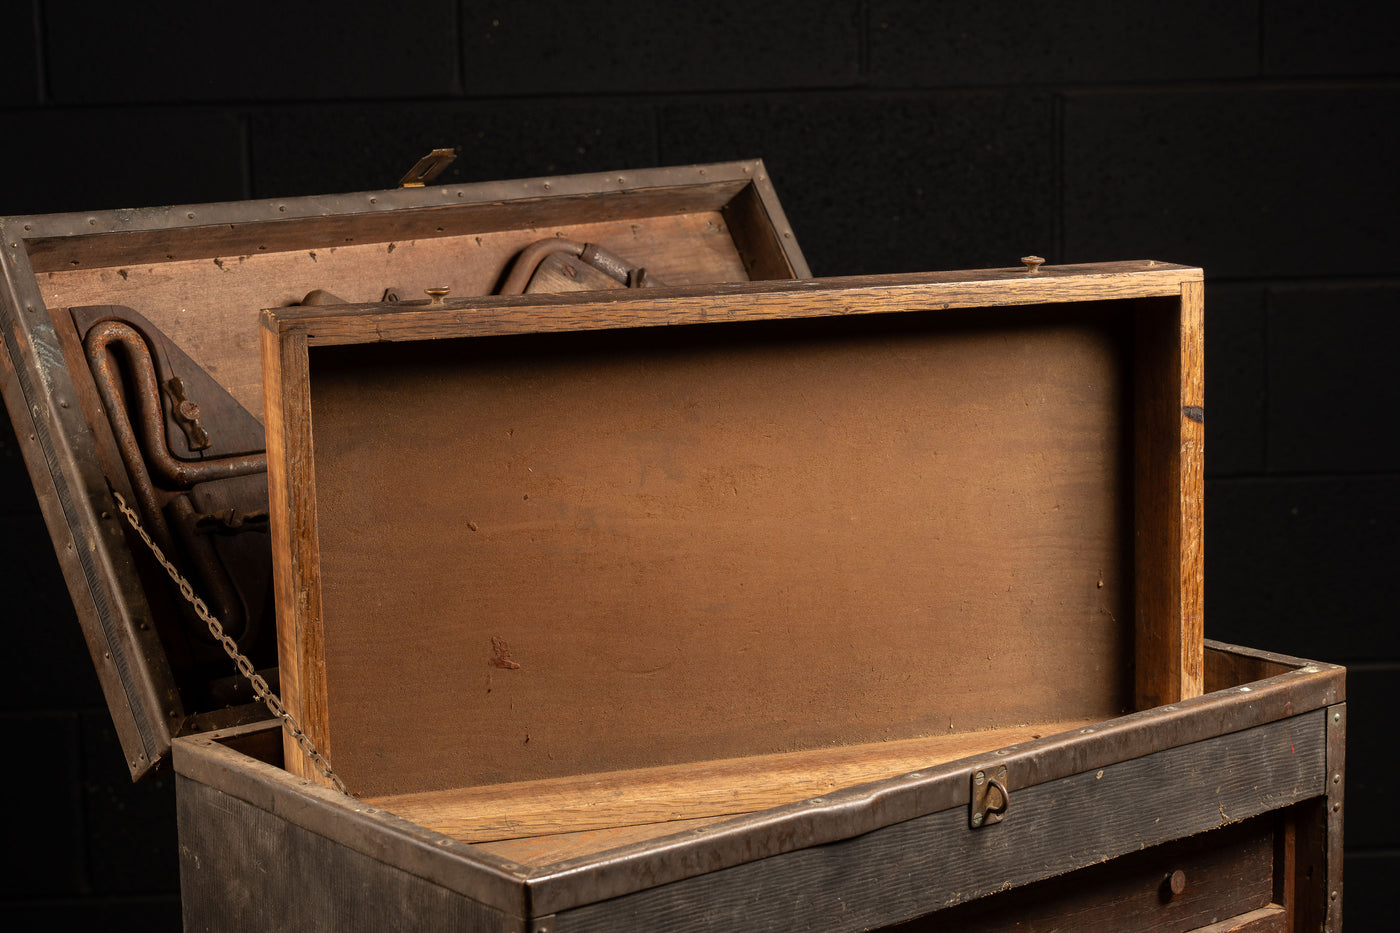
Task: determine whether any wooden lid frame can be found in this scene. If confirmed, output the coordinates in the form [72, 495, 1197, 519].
[0, 159, 808, 779]
[263, 261, 1204, 797]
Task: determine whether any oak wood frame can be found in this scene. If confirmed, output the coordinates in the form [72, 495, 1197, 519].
[262, 260, 1206, 794]
[0, 160, 803, 779]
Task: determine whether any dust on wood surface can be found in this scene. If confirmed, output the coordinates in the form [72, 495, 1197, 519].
[44, 212, 747, 420]
[373, 720, 1097, 850]
[307, 305, 1135, 797]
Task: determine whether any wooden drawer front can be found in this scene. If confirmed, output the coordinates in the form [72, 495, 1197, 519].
[888, 816, 1276, 932]
[1185, 905, 1287, 932]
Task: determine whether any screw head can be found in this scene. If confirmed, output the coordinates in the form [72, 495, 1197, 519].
[971, 812, 984, 827]
[1169, 869, 1187, 896]
[974, 771, 985, 786]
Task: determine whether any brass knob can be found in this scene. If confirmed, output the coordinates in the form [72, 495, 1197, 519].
[1021, 256, 1045, 273]
[425, 286, 451, 305]
[1161, 869, 1187, 902]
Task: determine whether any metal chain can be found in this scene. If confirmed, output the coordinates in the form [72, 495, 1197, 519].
[110, 490, 348, 795]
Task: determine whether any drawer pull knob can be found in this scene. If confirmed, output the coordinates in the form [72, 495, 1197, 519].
[1161, 869, 1188, 902]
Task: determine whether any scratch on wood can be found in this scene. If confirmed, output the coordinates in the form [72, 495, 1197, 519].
[490, 636, 521, 670]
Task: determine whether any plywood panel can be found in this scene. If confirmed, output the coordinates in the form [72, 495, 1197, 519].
[372, 721, 1097, 845]
[42, 212, 747, 419]
[306, 306, 1134, 797]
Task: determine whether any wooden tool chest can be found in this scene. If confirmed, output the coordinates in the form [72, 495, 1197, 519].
[0, 160, 1344, 931]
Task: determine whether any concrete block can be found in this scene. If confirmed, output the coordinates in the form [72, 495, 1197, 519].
[1063, 87, 1400, 279]
[1204, 285, 1267, 477]
[0, 109, 244, 214]
[249, 100, 658, 198]
[870, 0, 1258, 86]
[44, 2, 457, 103]
[1266, 283, 1400, 473]
[1206, 474, 1399, 661]
[461, 1, 860, 94]
[659, 92, 1055, 276]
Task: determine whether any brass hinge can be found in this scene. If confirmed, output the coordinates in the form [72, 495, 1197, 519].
[398, 148, 458, 188]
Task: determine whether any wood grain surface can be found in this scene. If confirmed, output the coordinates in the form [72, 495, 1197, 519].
[369, 721, 1095, 845]
[285, 293, 1143, 795]
[541, 711, 1324, 930]
[1133, 280, 1205, 708]
[266, 260, 1200, 346]
[264, 264, 1204, 798]
[43, 213, 748, 420]
[20, 176, 760, 272]
[261, 325, 325, 781]
[893, 813, 1277, 932]
[1184, 906, 1287, 933]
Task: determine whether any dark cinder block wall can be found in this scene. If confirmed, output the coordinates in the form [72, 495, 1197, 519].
[2, 2, 1395, 928]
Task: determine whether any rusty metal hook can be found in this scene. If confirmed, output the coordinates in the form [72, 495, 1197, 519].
[83, 319, 266, 488]
[985, 777, 1010, 817]
[84, 319, 263, 642]
[498, 238, 657, 294]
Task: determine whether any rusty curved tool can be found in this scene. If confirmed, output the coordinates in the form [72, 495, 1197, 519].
[84, 319, 266, 642]
[83, 320, 266, 488]
[499, 238, 655, 294]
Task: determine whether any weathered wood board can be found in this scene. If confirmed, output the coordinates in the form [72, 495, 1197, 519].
[0, 160, 806, 780]
[262, 261, 1205, 804]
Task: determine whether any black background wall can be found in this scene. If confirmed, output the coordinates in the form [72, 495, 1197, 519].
[2, 2, 1395, 928]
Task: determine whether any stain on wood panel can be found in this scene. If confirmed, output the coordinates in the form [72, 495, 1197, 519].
[307, 306, 1135, 796]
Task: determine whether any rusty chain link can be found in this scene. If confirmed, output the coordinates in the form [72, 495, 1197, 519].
[111, 490, 348, 795]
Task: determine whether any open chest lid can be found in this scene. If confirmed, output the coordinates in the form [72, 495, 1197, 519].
[260, 262, 1205, 801]
[0, 159, 809, 779]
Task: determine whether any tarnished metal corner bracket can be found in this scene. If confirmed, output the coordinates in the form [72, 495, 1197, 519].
[970, 764, 1010, 828]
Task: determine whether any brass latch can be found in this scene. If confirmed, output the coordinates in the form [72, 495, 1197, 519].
[398, 148, 458, 188]
[970, 764, 1010, 828]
